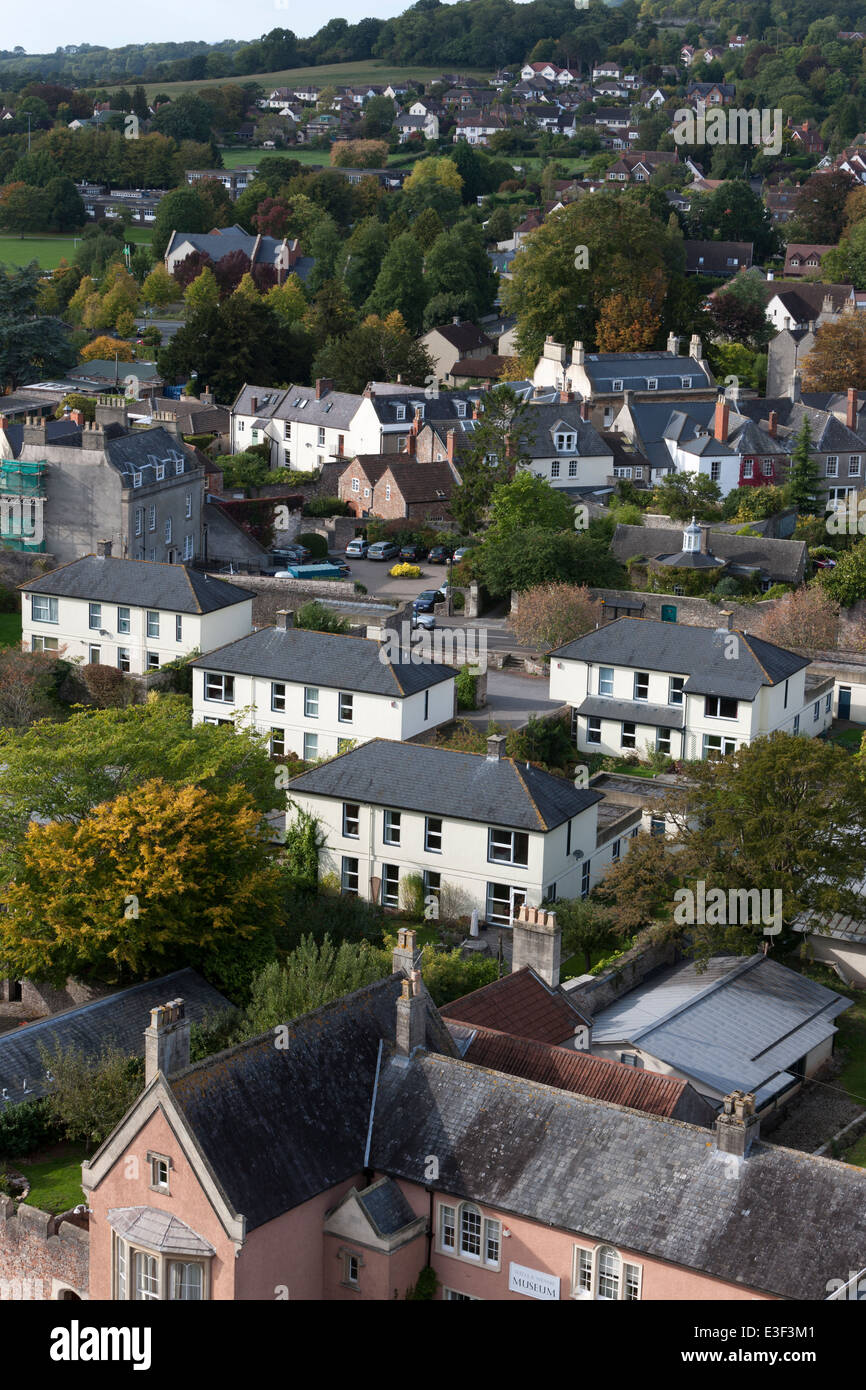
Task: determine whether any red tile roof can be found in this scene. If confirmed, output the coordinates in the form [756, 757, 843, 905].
[441, 967, 588, 1045]
[461, 1024, 691, 1118]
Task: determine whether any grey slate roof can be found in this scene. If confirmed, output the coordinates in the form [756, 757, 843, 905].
[0, 970, 228, 1104]
[102, 426, 191, 485]
[550, 617, 809, 698]
[581, 351, 713, 393]
[612, 525, 806, 583]
[19, 555, 253, 614]
[166, 226, 285, 265]
[289, 738, 603, 832]
[357, 1177, 417, 1236]
[190, 626, 456, 697]
[232, 383, 360, 431]
[578, 695, 685, 729]
[591, 954, 850, 1103]
[107, 1207, 215, 1256]
[168, 973, 455, 1231]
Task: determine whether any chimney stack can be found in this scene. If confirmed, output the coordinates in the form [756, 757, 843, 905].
[689, 333, 702, 361]
[486, 732, 506, 761]
[714, 1090, 759, 1158]
[767, 410, 777, 437]
[559, 388, 572, 403]
[580, 400, 591, 422]
[512, 903, 561, 988]
[790, 370, 802, 403]
[69, 409, 85, 427]
[392, 926, 417, 977]
[395, 971, 425, 1057]
[315, 377, 334, 401]
[572, 340, 585, 366]
[847, 387, 858, 431]
[96, 539, 112, 558]
[144, 999, 190, 1086]
[446, 428, 457, 464]
[201, 386, 214, 407]
[719, 608, 734, 631]
[275, 609, 295, 630]
[249, 395, 258, 413]
[714, 395, 729, 443]
[666, 332, 680, 355]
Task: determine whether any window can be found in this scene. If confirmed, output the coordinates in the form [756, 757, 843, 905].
[704, 695, 737, 719]
[148, 504, 156, 531]
[117, 648, 131, 673]
[118, 606, 131, 635]
[587, 716, 601, 745]
[270, 728, 285, 757]
[681, 377, 693, 389]
[88, 602, 101, 630]
[668, 676, 684, 705]
[850, 456, 861, 477]
[486, 883, 526, 926]
[385, 484, 391, 501]
[425, 816, 442, 853]
[611, 838, 620, 862]
[826, 692, 832, 712]
[185, 492, 192, 518]
[135, 507, 144, 536]
[793, 713, 800, 734]
[318, 426, 325, 446]
[271, 682, 286, 712]
[551, 460, 560, 478]
[149, 1154, 170, 1193]
[338, 691, 353, 722]
[352, 478, 360, 493]
[395, 404, 406, 421]
[647, 377, 657, 390]
[598, 666, 614, 697]
[204, 673, 234, 703]
[382, 864, 400, 908]
[650, 815, 666, 837]
[826, 455, 838, 478]
[443, 1288, 479, 1300]
[762, 459, 773, 477]
[175, 459, 184, 476]
[440, 1204, 456, 1250]
[146, 611, 159, 639]
[424, 869, 441, 903]
[342, 1252, 360, 1288]
[89, 645, 101, 664]
[341, 856, 359, 894]
[303, 732, 318, 761]
[487, 827, 528, 866]
[168, 1262, 202, 1300]
[703, 733, 736, 759]
[164, 518, 172, 545]
[568, 460, 578, 477]
[343, 803, 360, 838]
[581, 860, 590, 899]
[633, 671, 649, 701]
[384, 810, 401, 845]
[573, 1245, 642, 1301]
[156, 463, 165, 481]
[133, 472, 142, 489]
[710, 461, 720, 481]
[183, 534, 193, 561]
[304, 687, 319, 718]
[175, 614, 183, 643]
[621, 722, 636, 750]
[742, 459, 753, 479]
[31, 595, 58, 624]
[31, 635, 59, 653]
[813, 700, 820, 721]
[612, 379, 623, 391]
[146, 652, 160, 671]
[135, 1252, 159, 1300]
[657, 727, 671, 755]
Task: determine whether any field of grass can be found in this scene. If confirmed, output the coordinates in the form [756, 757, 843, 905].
[118, 61, 490, 104]
[13, 1144, 88, 1215]
[0, 613, 22, 647]
[0, 225, 152, 271]
[827, 724, 865, 752]
[219, 146, 326, 169]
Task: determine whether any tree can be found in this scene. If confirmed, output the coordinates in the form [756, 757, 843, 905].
[0, 779, 282, 987]
[802, 315, 866, 392]
[171, 250, 214, 291]
[252, 196, 293, 238]
[331, 139, 389, 168]
[242, 937, 388, 1032]
[80, 335, 134, 363]
[423, 225, 497, 322]
[153, 93, 215, 145]
[339, 218, 389, 307]
[555, 897, 622, 973]
[215, 451, 270, 490]
[709, 270, 773, 348]
[312, 314, 434, 394]
[0, 648, 61, 727]
[40, 1042, 143, 1150]
[651, 473, 723, 522]
[411, 206, 445, 251]
[790, 171, 856, 244]
[44, 177, 86, 233]
[687, 181, 779, 260]
[786, 417, 822, 513]
[488, 472, 575, 535]
[403, 156, 464, 218]
[596, 267, 666, 352]
[265, 274, 307, 327]
[141, 264, 177, 309]
[0, 696, 276, 873]
[594, 831, 679, 934]
[295, 600, 350, 634]
[0, 261, 75, 390]
[79, 662, 131, 708]
[183, 266, 220, 316]
[450, 386, 533, 532]
[477, 528, 627, 598]
[306, 215, 343, 294]
[510, 582, 601, 650]
[752, 587, 840, 651]
[820, 539, 866, 607]
[151, 187, 214, 261]
[663, 734, 866, 963]
[131, 85, 149, 122]
[212, 249, 252, 299]
[0, 182, 49, 232]
[365, 233, 427, 332]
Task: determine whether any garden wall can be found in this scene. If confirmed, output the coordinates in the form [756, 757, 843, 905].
[590, 588, 779, 631]
[0, 1197, 89, 1300]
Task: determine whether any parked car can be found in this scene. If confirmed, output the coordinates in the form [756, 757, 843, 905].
[452, 546, 472, 562]
[813, 558, 836, 569]
[345, 538, 369, 557]
[399, 542, 428, 561]
[367, 541, 400, 561]
[412, 588, 447, 615]
[428, 544, 453, 564]
[412, 610, 436, 630]
[271, 545, 311, 564]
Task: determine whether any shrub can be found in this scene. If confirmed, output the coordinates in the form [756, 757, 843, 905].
[399, 871, 426, 919]
[304, 496, 349, 517]
[406, 1266, 440, 1300]
[389, 563, 421, 578]
[295, 600, 350, 634]
[762, 583, 792, 600]
[39, 1043, 144, 1150]
[296, 532, 328, 558]
[0, 584, 18, 613]
[456, 665, 478, 710]
[712, 578, 741, 597]
[0, 1098, 61, 1160]
[451, 589, 465, 611]
[80, 662, 131, 708]
[353, 582, 368, 595]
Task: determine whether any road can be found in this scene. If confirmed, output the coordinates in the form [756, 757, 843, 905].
[134, 317, 184, 343]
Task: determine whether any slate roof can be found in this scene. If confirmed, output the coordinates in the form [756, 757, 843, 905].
[685, 240, 753, 274]
[550, 617, 810, 698]
[190, 627, 456, 697]
[768, 282, 852, 321]
[19, 555, 253, 614]
[380, 460, 456, 502]
[232, 383, 360, 431]
[168, 973, 454, 1230]
[100, 426, 192, 486]
[577, 695, 686, 729]
[580, 351, 713, 393]
[107, 1207, 215, 1256]
[591, 954, 850, 1103]
[369, 1047, 866, 1300]
[611, 525, 807, 584]
[166, 226, 285, 265]
[67, 360, 162, 382]
[455, 1024, 711, 1121]
[289, 739, 603, 832]
[0, 970, 228, 1104]
[357, 1177, 417, 1236]
[441, 966, 590, 1043]
[3, 418, 82, 457]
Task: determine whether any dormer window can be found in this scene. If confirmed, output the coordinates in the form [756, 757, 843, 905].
[647, 378, 657, 390]
[555, 431, 576, 452]
[395, 405, 406, 421]
[456, 402, 467, 417]
[612, 379, 623, 391]
[681, 377, 693, 389]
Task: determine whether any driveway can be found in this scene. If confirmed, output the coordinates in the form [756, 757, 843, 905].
[332, 553, 451, 601]
[463, 668, 561, 729]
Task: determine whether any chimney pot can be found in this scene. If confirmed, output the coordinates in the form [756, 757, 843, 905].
[715, 1089, 759, 1158]
[689, 333, 702, 360]
[714, 395, 730, 443]
[512, 902, 562, 988]
[719, 608, 734, 631]
[446, 428, 456, 464]
[144, 997, 190, 1086]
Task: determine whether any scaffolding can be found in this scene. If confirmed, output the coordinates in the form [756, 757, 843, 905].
[0, 459, 46, 550]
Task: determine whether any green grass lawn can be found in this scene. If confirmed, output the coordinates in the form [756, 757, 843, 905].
[13, 1144, 87, 1215]
[0, 613, 21, 647]
[0, 225, 152, 271]
[125, 61, 490, 103]
[219, 146, 328, 169]
[827, 724, 865, 752]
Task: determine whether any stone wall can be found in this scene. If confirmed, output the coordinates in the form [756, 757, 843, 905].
[591, 587, 778, 631]
[0, 977, 112, 1023]
[563, 937, 681, 1018]
[0, 1198, 89, 1300]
